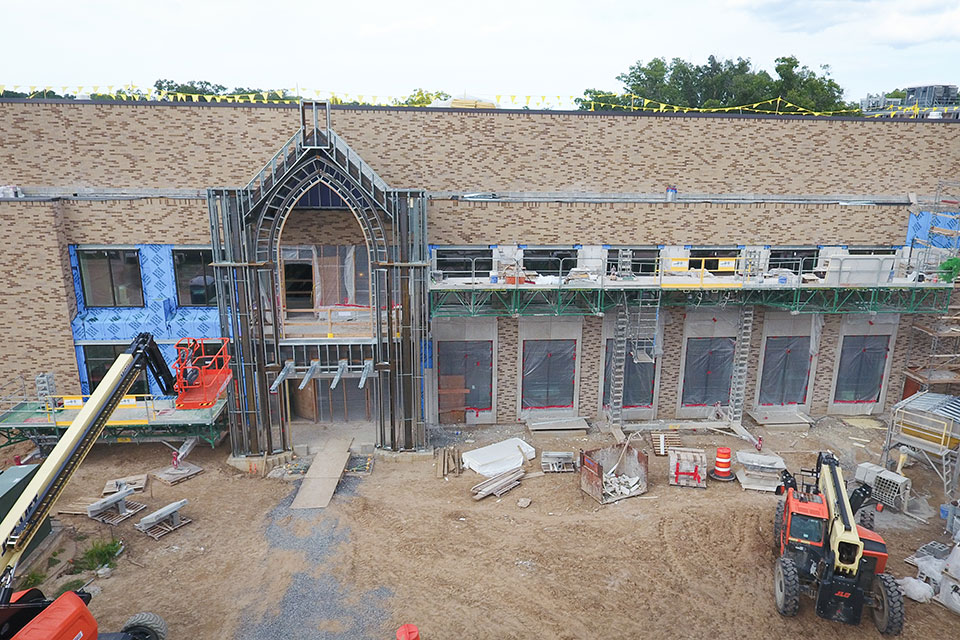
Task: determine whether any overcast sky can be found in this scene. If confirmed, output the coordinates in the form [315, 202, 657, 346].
[3, 0, 958, 108]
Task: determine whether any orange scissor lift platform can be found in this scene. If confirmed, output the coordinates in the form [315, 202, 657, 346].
[173, 338, 233, 410]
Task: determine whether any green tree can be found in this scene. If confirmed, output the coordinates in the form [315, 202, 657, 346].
[392, 88, 451, 107]
[579, 55, 856, 115]
[886, 89, 906, 100]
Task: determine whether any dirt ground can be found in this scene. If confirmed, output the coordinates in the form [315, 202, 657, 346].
[20, 420, 960, 639]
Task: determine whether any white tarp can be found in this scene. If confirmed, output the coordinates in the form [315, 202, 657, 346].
[461, 438, 536, 477]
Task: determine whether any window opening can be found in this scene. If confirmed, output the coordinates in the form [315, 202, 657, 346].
[522, 339, 576, 410]
[436, 248, 494, 279]
[77, 249, 144, 307]
[284, 263, 314, 310]
[768, 249, 818, 275]
[758, 336, 812, 406]
[606, 249, 659, 275]
[681, 337, 736, 406]
[834, 334, 890, 403]
[173, 249, 216, 306]
[84, 344, 148, 395]
[688, 249, 740, 275]
[523, 249, 577, 277]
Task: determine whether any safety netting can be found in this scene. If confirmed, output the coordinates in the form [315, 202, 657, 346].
[758, 336, 813, 406]
[437, 340, 494, 418]
[834, 334, 890, 403]
[602, 339, 655, 408]
[522, 339, 576, 410]
[681, 337, 736, 406]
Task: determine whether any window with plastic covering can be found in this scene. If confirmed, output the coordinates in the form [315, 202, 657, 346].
[758, 336, 812, 406]
[522, 340, 577, 410]
[602, 339, 655, 408]
[437, 341, 493, 421]
[681, 337, 736, 406]
[834, 335, 890, 403]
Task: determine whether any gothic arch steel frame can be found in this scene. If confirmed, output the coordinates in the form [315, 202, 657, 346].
[208, 102, 428, 456]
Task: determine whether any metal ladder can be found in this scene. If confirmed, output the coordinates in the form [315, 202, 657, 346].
[727, 305, 754, 425]
[609, 290, 661, 427]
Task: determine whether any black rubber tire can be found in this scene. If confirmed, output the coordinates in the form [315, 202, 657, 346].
[121, 612, 168, 640]
[872, 573, 904, 636]
[774, 500, 785, 551]
[774, 556, 801, 617]
[859, 508, 876, 531]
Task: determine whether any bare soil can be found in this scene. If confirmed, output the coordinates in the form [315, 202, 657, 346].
[19, 420, 960, 639]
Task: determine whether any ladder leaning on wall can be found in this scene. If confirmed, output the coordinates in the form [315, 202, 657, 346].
[609, 290, 661, 428]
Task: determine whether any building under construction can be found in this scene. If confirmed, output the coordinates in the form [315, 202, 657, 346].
[0, 98, 959, 458]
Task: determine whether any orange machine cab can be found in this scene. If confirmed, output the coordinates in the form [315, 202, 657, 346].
[12, 591, 96, 640]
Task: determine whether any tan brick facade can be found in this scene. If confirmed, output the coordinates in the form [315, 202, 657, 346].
[281, 208, 371, 246]
[62, 199, 210, 245]
[495, 318, 518, 422]
[0, 201, 80, 391]
[578, 316, 603, 419]
[427, 200, 910, 246]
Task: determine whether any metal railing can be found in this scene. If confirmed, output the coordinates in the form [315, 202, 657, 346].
[428, 252, 952, 291]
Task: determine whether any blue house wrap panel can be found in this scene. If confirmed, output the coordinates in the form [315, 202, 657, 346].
[907, 210, 960, 250]
[70, 244, 222, 395]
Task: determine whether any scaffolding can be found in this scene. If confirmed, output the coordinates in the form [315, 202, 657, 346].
[903, 180, 960, 395]
[207, 101, 429, 455]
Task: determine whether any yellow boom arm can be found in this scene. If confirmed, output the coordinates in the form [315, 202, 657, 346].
[817, 452, 863, 575]
[0, 333, 174, 595]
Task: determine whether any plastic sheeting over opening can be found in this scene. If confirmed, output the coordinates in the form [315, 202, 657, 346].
[758, 336, 812, 406]
[834, 334, 890, 404]
[437, 340, 493, 417]
[603, 339, 655, 408]
[522, 339, 576, 410]
[681, 337, 735, 407]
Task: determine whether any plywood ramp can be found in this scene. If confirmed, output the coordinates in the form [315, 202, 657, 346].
[291, 437, 353, 509]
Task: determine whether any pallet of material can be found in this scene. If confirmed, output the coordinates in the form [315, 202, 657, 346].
[151, 461, 203, 486]
[471, 467, 525, 500]
[649, 431, 681, 456]
[102, 474, 148, 495]
[735, 469, 782, 492]
[89, 501, 148, 526]
[139, 516, 193, 540]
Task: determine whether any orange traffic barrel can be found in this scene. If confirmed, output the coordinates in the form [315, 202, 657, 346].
[708, 446, 735, 482]
[397, 624, 420, 640]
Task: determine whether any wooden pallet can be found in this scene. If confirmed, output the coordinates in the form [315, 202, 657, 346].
[139, 516, 193, 540]
[150, 461, 203, 486]
[649, 431, 682, 456]
[102, 474, 148, 495]
[89, 501, 148, 526]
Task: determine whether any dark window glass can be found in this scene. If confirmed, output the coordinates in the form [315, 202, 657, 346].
[758, 336, 812, 406]
[284, 263, 314, 310]
[847, 248, 897, 255]
[78, 249, 144, 307]
[173, 249, 216, 306]
[603, 338, 655, 408]
[681, 337, 736, 406]
[436, 249, 494, 279]
[834, 335, 890, 403]
[523, 249, 577, 277]
[84, 344, 148, 395]
[522, 339, 576, 409]
[606, 249, 659, 275]
[768, 249, 818, 275]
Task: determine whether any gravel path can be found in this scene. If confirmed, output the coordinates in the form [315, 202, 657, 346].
[235, 477, 391, 640]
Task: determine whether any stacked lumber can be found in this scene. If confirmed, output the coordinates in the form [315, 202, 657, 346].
[435, 446, 463, 478]
[649, 431, 682, 456]
[471, 467, 525, 500]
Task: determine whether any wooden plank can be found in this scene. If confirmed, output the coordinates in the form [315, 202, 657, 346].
[150, 462, 203, 486]
[56, 497, 101, 515]
[610, 424, 626, 444]
[102, 474, 148, 495]
[291, 477, 343, 509]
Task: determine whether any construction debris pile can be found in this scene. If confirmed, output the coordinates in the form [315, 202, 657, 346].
[603, 472, 643, 497]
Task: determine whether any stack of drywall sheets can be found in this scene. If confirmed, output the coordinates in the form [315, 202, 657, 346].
[735, 450, 786, 492]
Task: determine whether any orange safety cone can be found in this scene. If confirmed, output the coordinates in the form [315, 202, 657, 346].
[397, 624, 420, 640]
[708, 446, 735, 482]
